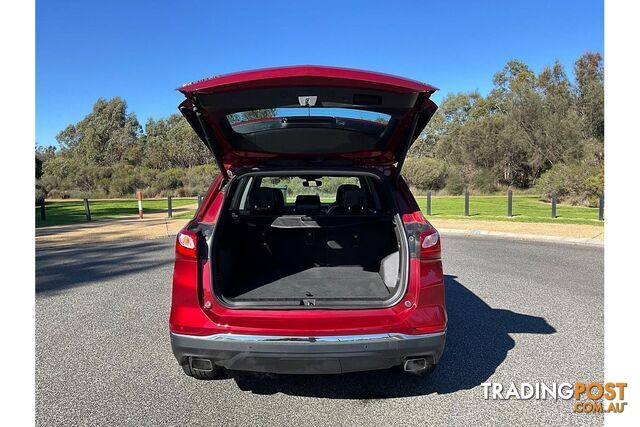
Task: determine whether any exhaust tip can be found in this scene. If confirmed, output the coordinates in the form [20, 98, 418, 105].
[190, 357, 214, 372]
[403, 358, 428, 373]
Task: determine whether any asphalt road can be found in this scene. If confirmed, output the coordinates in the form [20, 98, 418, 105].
[36, 235, 604, 426]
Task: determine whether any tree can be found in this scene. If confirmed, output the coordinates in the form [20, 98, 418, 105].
[142, 114, 211, 168]
[36, 157, 42, 179]
[56, 97, 142, 166]
[240, 109, 277, 121]
[36, 53, 603, 204]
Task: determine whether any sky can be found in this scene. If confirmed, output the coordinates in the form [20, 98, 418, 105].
[36, 0, 603, 147]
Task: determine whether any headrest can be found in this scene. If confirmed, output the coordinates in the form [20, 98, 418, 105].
[270, 188, 285, 210]
[335, 184, 360, 207]
[249, 187, 277, 212]
[341, 189, 368, 213]
[295, 194, 321, 211]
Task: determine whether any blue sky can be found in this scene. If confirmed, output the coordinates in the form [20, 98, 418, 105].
[36, 0, 603, 147]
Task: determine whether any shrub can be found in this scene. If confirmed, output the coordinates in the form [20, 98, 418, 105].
[109, 164, 147, 197]
[45, 189, 70, 199]
[181, 164, 218, 196]
[401, 157, 447, 190]
[470, 169, 498, 193]
[536, 163, 603, 206]
[444, 168, 466, 195]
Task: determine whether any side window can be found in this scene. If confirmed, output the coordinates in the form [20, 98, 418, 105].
[235, 176, 254, 211]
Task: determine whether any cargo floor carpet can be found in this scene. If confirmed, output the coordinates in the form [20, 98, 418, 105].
[229, 266, 390, 301]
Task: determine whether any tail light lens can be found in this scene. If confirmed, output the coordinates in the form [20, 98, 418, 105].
[419, 228, 441, 259]
[176, 230, 198, 258]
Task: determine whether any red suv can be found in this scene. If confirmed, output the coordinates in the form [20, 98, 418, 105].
[170, 66, 446, 379]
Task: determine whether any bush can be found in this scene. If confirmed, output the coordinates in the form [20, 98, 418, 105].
[470, 169, 498, 193]
[444, 168, 466, 195]
[179, 164, 218, 196]
[45, 189, 70, 199]
[536, 163, 604, 206]
[401, 157, 447, 190]
[109, 165, 151, 197]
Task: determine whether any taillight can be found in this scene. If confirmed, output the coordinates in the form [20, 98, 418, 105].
[419, 228, 441, 259]
[176, 230, 198, 258]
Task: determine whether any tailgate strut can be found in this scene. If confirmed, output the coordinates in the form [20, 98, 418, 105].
[189, 99, 229, 181]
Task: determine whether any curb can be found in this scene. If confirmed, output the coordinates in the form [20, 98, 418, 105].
[437, 228, 604, 247]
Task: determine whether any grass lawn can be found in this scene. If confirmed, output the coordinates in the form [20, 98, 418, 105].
[37, 195, 603, 228]
[416, 194, 603, 225]
[172, 209, 198, 220]
[36, 198, 197, 227]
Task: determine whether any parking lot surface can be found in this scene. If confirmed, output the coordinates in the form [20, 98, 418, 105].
[36, 235, 603, 426]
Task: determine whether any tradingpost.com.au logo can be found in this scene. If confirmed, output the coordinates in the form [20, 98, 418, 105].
[481, 382, 628, 413]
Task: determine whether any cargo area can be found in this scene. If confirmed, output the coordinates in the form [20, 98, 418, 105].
[210, 171, 407, 307]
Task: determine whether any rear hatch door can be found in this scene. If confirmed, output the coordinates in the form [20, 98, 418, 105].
[178, 65, 438, 178]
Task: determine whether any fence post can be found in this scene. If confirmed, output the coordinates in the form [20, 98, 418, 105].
[551, 192, 557, 219]
[198, 195, 203, 209]
[136, 191, 143, 219]
[464, 190, 470, 216]
[83, 198, 91, 221]
[167, 196, 173, 218]
[40, 199, 46, 221]
[426, 190, 432, 216]
[507, 189, 513, 217]
[598, 193, 604, 221]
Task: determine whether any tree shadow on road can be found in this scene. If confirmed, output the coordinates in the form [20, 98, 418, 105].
[230, 274, 556, 398]
[36, 240, 173, 294]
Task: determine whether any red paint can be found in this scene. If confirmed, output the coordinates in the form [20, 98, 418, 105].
[177, 65, 438, 168]
[179, 65, 438, 95]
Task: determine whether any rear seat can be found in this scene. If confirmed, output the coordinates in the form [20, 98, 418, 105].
[295, 194, 321, 214]
[248, 187, 285, 214]
[236, 215, 396, 268]
[328, 189, 372, 215]
[238, 187, 392, 268]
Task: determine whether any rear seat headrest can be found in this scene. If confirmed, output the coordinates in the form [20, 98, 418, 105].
[335, 184, 360, 206]
[295, 194, 321, 212]
[249, 187, 279, 212]
[341, 189, 368, 213]
[271, 188, 285, 210]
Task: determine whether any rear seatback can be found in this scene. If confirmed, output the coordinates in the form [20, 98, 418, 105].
[248, 187, 285, 213]
[232, 216, 396, 270]
[295, 195, 321, 214]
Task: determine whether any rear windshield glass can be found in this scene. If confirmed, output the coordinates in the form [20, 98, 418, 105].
[259, 176, 361, 204]
[227, 108, 390, 134]
[232, 174, 389, 214]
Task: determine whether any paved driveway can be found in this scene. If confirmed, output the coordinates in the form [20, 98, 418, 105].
[36, 235, 603, 426]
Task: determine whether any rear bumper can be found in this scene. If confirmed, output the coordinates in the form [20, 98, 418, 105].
[171, 331, 446, 374]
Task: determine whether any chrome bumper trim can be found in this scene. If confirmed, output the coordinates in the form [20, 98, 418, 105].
[172, 331, 446, 344]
